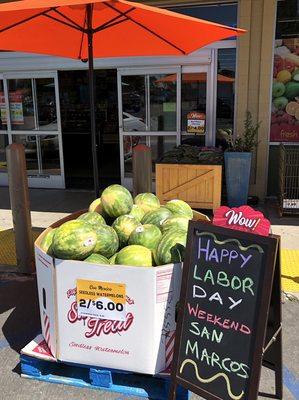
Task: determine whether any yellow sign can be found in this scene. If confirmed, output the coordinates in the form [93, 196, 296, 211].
[76, 279, 126, 321]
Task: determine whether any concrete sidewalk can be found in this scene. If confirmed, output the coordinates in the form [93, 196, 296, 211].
[1, 186, 299, 249]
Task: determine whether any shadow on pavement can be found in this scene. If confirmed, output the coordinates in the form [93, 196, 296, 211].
[0, 276, 41, 353]
[0, 187, 94, 213]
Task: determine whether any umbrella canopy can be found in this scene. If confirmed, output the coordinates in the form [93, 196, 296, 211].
[0, 0, 245, 196]
[157, 72, 235, 84]
[0, 0, 245, 59]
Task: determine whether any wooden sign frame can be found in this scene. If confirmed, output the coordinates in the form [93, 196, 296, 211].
[169, 221, 282, 400]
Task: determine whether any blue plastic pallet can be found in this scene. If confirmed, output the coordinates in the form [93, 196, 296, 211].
[20, 354, 189, 399]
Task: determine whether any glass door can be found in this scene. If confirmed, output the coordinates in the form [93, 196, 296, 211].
[180, 64, 212, 146]
[118, 65, 211, 190]
[0, 72, 65, 188]
[118, 67, 181, 190]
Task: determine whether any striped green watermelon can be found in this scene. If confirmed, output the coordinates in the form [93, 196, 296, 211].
[85, 253, 110, 265]
[134, 193, 160, 213]
[141, 207, 172, 228]
[129, 224, 162, 251]
[93, 224, 119, 258]
[52, 220, 97, 260]
[40, 228, 57, 255]
[156, 229, 187, 265]
[112, 214, 141, 247]
[129, 204, 145, 222]
[89, 198, 102, 213]
[77, 211, 106, 226]
[101, 184, 133, 218]
[109, 252, 119, 264]
[165, 199, 193, 219]
[161, 216, 190, 234]
[116, 245, 152, 267]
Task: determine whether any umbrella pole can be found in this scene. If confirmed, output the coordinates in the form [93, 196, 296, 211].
[87, 4, 99, 198]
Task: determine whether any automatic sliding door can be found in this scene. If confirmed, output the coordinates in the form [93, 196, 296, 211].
[3, 74, 65, 188]
[118, 69, 180, 190]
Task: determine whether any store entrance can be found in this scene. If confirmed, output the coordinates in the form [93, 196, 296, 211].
[59, 69, 120, 190]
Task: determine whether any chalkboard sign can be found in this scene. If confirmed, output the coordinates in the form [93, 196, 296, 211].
[169, 221, 280, 400]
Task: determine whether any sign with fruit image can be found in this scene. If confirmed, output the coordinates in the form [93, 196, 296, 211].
[271, 38, 299, 142]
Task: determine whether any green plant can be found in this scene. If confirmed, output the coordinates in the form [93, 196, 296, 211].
[226, 111, 260, 152]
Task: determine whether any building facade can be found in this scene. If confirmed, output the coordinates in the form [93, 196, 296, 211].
[0, 0, 297, 201]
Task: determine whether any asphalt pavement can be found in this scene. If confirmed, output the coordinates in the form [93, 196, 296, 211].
[0, 274, 298, 400]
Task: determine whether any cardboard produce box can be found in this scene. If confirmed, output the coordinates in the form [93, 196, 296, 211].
[35, 212, 183, 375]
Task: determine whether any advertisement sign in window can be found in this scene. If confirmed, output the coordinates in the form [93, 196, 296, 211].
[271, 38, 299, 142]
[0, 91, 24, 125]
[186, 111, 205, 135]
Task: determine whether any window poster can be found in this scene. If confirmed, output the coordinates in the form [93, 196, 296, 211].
[0, 91, 24, 125]
[187, 112, 205, 135]
[0, 92, 7, 124]
[9, 92, 24, 125]
[271, 38, 299, 142]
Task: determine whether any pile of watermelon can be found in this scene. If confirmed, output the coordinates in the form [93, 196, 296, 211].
[40, 184, 194, 267]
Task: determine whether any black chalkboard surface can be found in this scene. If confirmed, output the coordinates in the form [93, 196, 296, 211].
[169, 221, 280, 400]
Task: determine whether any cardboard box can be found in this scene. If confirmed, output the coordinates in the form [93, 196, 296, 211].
[35, 213, 182, 375]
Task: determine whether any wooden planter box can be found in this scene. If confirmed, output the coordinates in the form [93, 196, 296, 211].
[156, 163, 222, 211]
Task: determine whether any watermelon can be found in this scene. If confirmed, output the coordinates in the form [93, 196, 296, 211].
[40, 228, 57, 255]
[129, 204, 145, 222]
[52, 220, 97, 260]
[116, 245, 152, 267]
[165, 199, 193, 219]
[89, 198, 106, 215]
[101, 184, 133, 218]
[141, 207, 172, 228]
[161, 216, 190, 234]
[77, 211, 106, 226]
[112, 214, 141, 247]
[93, 224, 119, 258]
[156, 229, 187, 265]
[85, 253, 110, 265]
[109, 252, 119, 265]
[134, 193, 160, 213]
[129, 224, 162, 251]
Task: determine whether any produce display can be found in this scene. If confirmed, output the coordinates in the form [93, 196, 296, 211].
[271, 39, 299, 141]
[40, 184, 193, 267]
[158, 144, 223, 165]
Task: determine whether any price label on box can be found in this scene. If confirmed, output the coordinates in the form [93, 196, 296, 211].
[76, 279, 126, 321]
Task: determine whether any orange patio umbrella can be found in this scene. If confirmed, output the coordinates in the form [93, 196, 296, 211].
[0, 0, 245, 195]
[157, 72, 235, 84]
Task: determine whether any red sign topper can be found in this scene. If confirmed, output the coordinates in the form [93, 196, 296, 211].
[213, 205, 271, 236]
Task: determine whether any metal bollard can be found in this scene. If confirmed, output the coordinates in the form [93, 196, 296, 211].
[6, 143, 35, 274]
[132, 144, 152, 197]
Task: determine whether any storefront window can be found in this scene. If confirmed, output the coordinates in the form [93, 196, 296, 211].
[216, 48, 236, 147]
[150, 75, 176, 132]
[268, 0, 299, 196]
[7, 78, 57, 131]
[121, 74, 177, 133]
[122, 76, 146, 132]
[0, 134, 8, 172]
[270, 1, 299, 143]
[36, 78, 57, 131]
[168, 3, 237, 28]
[12, 134, 60, 175]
